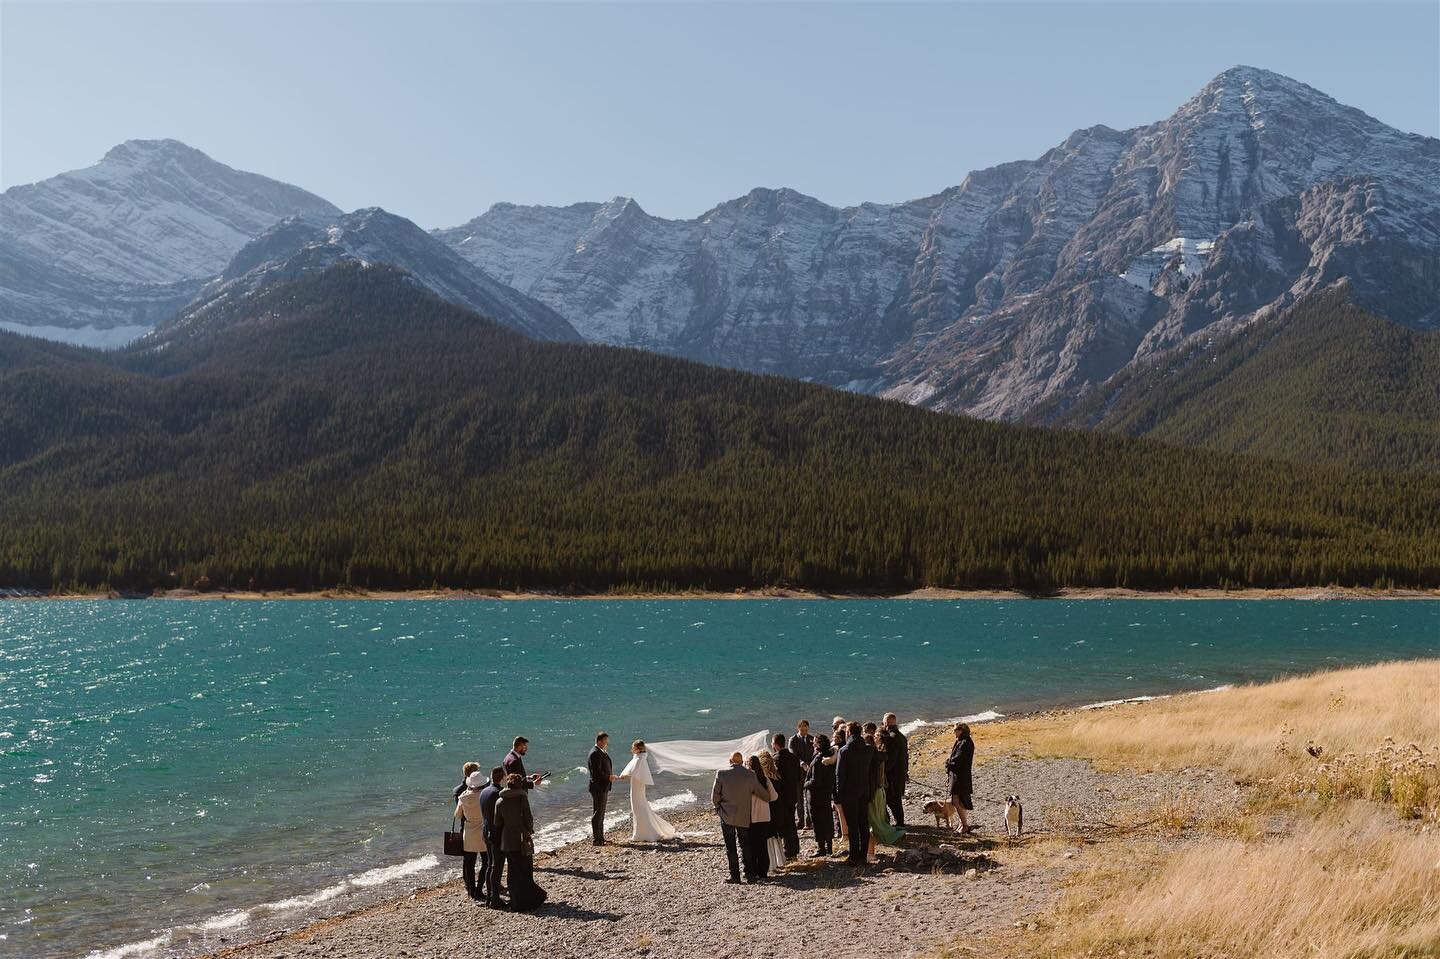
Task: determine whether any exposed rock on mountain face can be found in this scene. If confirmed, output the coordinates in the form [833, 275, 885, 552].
[439, 67, 1440, 419]
[440, 190, 940, 379]
[154, 208, 581, 344]
[0, 139, 339, 345]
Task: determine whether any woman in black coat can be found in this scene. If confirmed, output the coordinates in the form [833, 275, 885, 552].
[804, 734, 836, 856]
[493, 774, 548, 910]
[945, 722, 975, 834]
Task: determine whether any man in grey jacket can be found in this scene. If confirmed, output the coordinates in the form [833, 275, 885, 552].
[712, 751, 769, 883]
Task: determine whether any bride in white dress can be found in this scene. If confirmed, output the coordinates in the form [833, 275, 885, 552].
[620, 740, 678, 842]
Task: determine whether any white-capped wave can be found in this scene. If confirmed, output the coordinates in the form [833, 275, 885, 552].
[84, 933, 172, 959]
[899, 710, 1004, 735]
[649, 789, 698, 812]
[1079, 684, 1234, 711]
[260, 883, 347, 913]
[531, 789, 701, 850]
[195, 910, 249, 931]
[86, 854, 445, 959]
[349, 855, 439, 887]
[1079, 694, 1162, 710]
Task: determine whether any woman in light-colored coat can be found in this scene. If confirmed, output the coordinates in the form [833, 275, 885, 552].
[452, 771, 488, 900]
[746, 754, 779, 877]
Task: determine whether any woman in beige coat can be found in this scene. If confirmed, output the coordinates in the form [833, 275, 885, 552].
[452, 770, 488, 900]
[746, 754, 779, 878]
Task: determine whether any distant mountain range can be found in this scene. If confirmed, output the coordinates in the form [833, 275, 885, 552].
[0, 141, 571, 345]
[4, 263, 1437, 593]
[2, 66, 1436, 460]
[438, 66, 1439, 419]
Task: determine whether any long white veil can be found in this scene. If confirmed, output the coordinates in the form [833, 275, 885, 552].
[645, 730, 772, 777]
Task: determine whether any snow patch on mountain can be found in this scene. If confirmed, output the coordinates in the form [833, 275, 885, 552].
[1118, 238, 1216, 291]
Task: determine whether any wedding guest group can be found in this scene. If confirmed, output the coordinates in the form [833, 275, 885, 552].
[452, 737, 548, 911]
[451, 711, 942, 902]
[709, 710, 915, 880]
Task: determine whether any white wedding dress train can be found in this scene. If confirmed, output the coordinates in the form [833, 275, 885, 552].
[621, 752, 678, 842]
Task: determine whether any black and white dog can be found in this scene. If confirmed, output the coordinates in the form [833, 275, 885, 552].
[1003, 795, 1024, 836]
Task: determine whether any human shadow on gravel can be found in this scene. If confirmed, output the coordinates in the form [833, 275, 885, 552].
[538, 865, 631, 881]
[756, 868, 870, 891]
[617, 838, 716, 853]
[539, 902, 625, 923]
[899, 826, 1002, 852]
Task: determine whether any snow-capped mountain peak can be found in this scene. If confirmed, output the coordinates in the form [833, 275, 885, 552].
[0, 139, 342, 346]
[163, 207, 581, 343]
[437, 66, 1439, 419]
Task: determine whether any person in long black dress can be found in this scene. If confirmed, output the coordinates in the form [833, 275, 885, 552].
[804, 734, 836, 856]
[946, 722, 976, 834]
[493, 773, 548, 910]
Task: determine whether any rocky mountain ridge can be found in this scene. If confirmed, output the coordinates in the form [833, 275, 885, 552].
[0, 140, 339, 345]
[156, 208, 580, 344]
[437, 66, 1440, 419]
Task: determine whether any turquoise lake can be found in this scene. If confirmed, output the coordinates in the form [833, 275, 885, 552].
[2, 599, 1437, 958]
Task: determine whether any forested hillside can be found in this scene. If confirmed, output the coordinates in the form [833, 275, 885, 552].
[1053, 290, 1440, 473]
[3, 264, 1438, 593]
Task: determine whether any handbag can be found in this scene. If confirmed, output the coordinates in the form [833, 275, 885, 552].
[520, 832, 535, 858]
[443, 816, 465, 857]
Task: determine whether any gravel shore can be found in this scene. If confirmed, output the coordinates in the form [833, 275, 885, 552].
[202, 750, 1233, 959]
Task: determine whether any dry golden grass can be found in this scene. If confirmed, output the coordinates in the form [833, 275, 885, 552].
[1031, 804, 1440, 959]
[916, 660, 1440, 959]
[914, 659, 1440, 821]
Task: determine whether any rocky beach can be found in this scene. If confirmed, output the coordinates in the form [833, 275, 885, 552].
[197, 733, 1236, 959]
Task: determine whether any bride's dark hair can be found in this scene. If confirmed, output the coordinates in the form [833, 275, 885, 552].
[631, 739, 646, 752]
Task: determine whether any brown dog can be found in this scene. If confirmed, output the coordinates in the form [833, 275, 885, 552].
[922, 798, 957, 830]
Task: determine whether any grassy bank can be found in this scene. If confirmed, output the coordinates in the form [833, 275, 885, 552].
[919, 660, 1440, 958]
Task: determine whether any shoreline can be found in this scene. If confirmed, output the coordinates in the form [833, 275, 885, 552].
[11, 584, 1440, 601]
[79, 662, 1429, 959]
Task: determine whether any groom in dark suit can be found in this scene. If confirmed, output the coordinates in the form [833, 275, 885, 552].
[587, 731, 618, 845]
[835, 720, 873, 866]
[771, 733, 803, 860]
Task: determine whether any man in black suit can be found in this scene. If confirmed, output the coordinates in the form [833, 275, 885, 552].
[477, 766, 505, 907]
[881, 712, 909, 827]
[587, 731, 619, 845]
[789, 720, 815, 829]
[770, 733, 803, 861]
[834, 720, 873, 866]
[503, 736, 543, 789]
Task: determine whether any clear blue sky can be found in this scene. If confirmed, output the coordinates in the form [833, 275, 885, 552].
[3, 2, 1436, 227]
